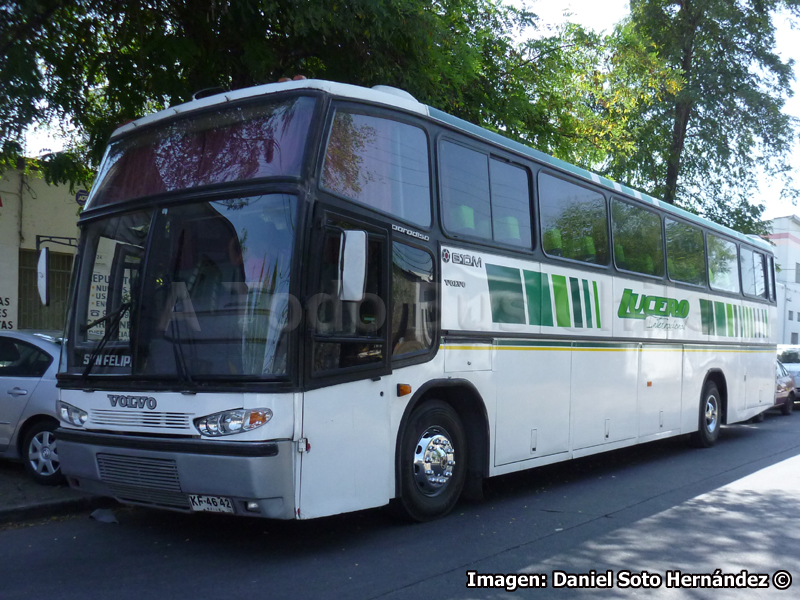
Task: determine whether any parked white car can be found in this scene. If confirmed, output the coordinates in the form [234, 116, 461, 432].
[0, 331, 64, 485]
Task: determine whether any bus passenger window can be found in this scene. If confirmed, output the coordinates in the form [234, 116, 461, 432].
[611, 198, 664, 277]
[538, 173, 608, 265]
[490, 159, 531, 248]
[666, 219, 706, 286]
[707, 234, 740, 293]
[440, 141, 492, 240]
[741, 247, 767, 298]
[440, 142, 532, 248]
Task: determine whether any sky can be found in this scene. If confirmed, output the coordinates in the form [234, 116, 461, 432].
[24, 0, 800, 220]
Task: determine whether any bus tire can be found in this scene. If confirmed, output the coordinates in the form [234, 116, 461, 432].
[781, 392, 795, 416]
[397, 400, 466, 522]
[690, 382, 721, 448]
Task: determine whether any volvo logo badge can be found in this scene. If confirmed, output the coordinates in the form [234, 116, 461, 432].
[108, 394, 158, 410]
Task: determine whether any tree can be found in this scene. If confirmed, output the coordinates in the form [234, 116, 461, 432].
[1, 1, 678, 193]
[603, 0, 800, 234]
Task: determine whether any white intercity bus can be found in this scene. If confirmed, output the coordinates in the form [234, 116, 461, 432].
[53, 79, 777, 522]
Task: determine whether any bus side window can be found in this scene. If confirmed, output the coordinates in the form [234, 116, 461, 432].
[665, 218, 706, 286]
[741, 247, 767, 298]
[440, 141, 532, 248]
[611, 198, 664, 277]
[440, 141, 492, 240]
[708, 234, 740, 294]
[489, 159, 531, 248]
[538, 173, 609, 265]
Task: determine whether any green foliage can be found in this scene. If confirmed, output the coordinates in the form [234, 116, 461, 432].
[602, 0, 800, 233]
[1, 0, 679, 196]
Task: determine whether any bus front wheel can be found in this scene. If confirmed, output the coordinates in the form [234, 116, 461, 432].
[397, 400, 466, 522]
[690, 382, 721, 448]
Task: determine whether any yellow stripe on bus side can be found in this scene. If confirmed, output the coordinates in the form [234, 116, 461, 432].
[441, 345, 774, 354]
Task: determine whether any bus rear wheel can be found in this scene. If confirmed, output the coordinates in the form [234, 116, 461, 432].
[690, 382, 721, 448]
[397, 400, 466, 522]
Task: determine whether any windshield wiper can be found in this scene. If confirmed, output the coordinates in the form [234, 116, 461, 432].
[82, 302, 131, 379]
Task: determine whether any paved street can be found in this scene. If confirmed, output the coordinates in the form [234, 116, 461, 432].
[2, 410, 800, 599]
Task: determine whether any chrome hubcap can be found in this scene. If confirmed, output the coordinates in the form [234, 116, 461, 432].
[413, 427, 455, 497]
[29, 431, 59, 477]
[705, 395, 718, 433]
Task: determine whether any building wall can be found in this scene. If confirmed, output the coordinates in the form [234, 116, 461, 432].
[0, 169, 82, 331]
[768, 215, 800, 344]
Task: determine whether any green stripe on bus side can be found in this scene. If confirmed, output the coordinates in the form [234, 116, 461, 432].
[485, 264, 526, 324]
[714, 301, 727, 337]
[742, 306, 746, 337]
[570, 277, 583, 328]
[593, 281, 601, 329]
[581, 279, 593, 329]
[700, 300, 711, 335]
[740, 306, 744, 338]
[551, 275, 571, 327]
[726, 304, 734, 337]
[523, 270, 554, 327]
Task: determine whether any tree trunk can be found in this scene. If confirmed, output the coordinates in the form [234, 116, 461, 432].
[663, 0, 699, 205]
[663, 100, 692, 204]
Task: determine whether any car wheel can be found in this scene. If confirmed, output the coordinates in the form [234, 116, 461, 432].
[781, 393, 795, 416]
[23, 421, 65, 486]
[690, 382, 721, 448]
[750, 411, 765, 424]
[397, 401, 466, 522]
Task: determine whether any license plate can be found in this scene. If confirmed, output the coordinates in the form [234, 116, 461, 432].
[188, 494, 234, 513]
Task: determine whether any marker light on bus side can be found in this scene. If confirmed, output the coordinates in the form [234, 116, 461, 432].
[194, 408, 273, 437]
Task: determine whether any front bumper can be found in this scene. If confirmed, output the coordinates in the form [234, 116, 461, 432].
[56, 429, 296, 519]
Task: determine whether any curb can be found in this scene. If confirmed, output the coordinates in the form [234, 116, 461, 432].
[0, 495, 118, 525]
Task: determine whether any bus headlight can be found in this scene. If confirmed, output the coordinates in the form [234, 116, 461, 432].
[58, 401, 88, 427]
[194, 408, 273, 437]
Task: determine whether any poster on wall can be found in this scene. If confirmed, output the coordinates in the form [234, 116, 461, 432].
[88, 240, 131, 340]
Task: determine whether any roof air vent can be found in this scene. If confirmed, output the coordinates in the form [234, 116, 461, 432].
[371, 85, 418, 102]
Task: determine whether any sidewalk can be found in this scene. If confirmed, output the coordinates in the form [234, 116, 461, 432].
[0, 461, 112, 524]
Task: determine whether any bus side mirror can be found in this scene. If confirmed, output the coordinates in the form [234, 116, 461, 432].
[339, 230, 367, 302]
[37, 247, 50, 306]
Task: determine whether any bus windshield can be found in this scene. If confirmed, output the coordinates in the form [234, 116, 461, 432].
[66, 194, 298, 380]
[85, 95, 316, 210]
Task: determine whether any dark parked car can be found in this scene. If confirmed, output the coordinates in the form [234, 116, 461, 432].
[0, 331, 64, 484]
[775, 361, 796, 416]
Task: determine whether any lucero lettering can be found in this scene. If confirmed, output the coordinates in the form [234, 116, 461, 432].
[617, 288, 690, 320]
